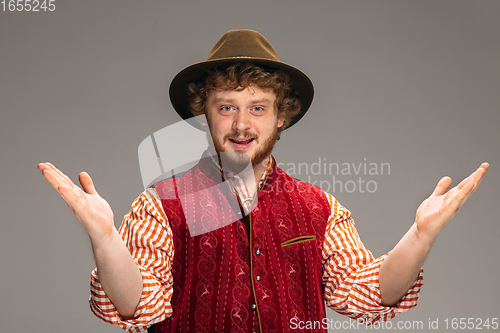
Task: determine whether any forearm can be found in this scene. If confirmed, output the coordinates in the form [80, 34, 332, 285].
[91, 227, 143, 319]
[379, 222, 431, 306]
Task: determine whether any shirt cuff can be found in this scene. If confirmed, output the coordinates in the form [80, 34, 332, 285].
[89, 264, 173, 333]
[326, 253, 424, 325]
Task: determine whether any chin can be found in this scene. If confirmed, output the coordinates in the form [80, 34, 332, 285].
[217, 151, 252, 174]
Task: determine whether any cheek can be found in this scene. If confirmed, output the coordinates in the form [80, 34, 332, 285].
[266, 116, 282, 132]
[207, 118, 230, 139]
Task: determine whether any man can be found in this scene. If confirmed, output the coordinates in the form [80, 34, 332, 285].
[38, 30, 488, 333]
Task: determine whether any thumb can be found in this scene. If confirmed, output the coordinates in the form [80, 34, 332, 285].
[431, 176, 452, 196]
[79, 171, 97, 195]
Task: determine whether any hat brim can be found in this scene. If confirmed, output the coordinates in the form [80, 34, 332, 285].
[169, 57, 314, 131]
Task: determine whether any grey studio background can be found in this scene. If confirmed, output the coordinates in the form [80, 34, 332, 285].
[1, 1, 499, 332]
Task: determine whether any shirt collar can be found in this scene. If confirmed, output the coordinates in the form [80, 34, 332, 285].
[207, 152, 272, 214]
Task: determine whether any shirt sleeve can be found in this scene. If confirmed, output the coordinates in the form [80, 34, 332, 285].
[322, 193, 424, 325]
[89, 188, 174, 333]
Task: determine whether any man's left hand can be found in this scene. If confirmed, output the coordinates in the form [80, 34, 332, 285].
[414, 162, 489, 244]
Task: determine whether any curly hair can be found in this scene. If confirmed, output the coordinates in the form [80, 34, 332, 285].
[186, 63, 301, 136]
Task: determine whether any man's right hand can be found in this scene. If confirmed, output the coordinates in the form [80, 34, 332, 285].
[38, 162, 114, 244]
[38, 162, 143, 318]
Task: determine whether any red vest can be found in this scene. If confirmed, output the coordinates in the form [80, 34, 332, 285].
[154, 156, 330, 332]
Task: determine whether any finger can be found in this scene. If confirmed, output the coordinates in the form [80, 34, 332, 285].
[459, 166, 487, 202]
[38, 162, 50, 171]
[456, 171, 474, 190]
[79, 172, 97, 195]
[57, 184, 74, 203]
[431, 176, 452, 196]
[477, 162, 489, 171]
[456, 167, 481, 190]
[40, 167, 70, 191]
[455, 166, 487, 204]
[39, 163, 68, 188]
[40, 164, 83, 196]
[57, 184, 85, 215]
[449, 181, 475, 212]
[41, 169, 82, 199]
[38, 162, 61, 177]
[40, 168, 67, 192]
[473, 163, 489, 185]
[457, 163, 489, 189]
[43, 162, 78, 188]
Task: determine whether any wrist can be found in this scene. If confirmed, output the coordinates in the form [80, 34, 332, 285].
[408, 222, 435, 250]
[90, 226, 122, 256]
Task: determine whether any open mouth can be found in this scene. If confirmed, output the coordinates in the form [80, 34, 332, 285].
[229, 138, 254, 145]
[228, 137, 255, 149]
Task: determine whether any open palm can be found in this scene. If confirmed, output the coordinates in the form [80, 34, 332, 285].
[414, 163, 488, 242]
[38, 162, 115, 243]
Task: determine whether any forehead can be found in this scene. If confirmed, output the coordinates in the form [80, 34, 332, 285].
[207, 85, 276, 103]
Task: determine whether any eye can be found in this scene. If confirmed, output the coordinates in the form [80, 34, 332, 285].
[220, 106, 234, 112]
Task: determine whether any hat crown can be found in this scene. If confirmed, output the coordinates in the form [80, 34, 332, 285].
[206, 29, 280, 62]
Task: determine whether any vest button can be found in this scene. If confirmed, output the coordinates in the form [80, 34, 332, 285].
[251, 303, 257, 311]
[255, 249, 261, 255]
[256, 275, 261, 282]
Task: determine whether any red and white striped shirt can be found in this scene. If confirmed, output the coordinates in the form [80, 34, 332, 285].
[89, 159, 423, 332]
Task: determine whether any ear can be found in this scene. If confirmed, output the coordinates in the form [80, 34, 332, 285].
[277, 115, 285, 129]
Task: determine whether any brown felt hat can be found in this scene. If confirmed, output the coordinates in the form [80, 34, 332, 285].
[169, 29, 314, 130]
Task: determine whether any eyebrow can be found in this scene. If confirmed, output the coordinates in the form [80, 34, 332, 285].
[213, 98, 274, 104]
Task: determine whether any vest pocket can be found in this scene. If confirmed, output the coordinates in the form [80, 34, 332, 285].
[281, 235, 316, 248]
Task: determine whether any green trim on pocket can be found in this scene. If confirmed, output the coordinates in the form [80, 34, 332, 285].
[281, 235, 316, 247]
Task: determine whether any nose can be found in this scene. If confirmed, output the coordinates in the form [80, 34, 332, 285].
[232, 110, 251, 132]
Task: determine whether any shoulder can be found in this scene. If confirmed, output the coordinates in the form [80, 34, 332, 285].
[152, 165, 201, 200]
[130, 187, 167, 220]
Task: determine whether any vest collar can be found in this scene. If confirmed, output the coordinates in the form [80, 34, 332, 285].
[197, 151, 279, 193]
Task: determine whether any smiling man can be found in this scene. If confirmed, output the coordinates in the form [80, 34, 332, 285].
[38, 30, 488, 333]
[206, 84, 282, 180]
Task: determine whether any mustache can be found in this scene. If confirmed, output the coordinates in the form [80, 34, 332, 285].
[223, 131, 259, 141]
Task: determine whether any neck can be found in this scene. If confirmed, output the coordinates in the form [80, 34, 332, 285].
[207, 149, 271, 195]
[243, 155, 271, 195]
[252, 156, 271, 183]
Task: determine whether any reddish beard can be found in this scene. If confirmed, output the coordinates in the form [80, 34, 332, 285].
[210, 127, 278, 173]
